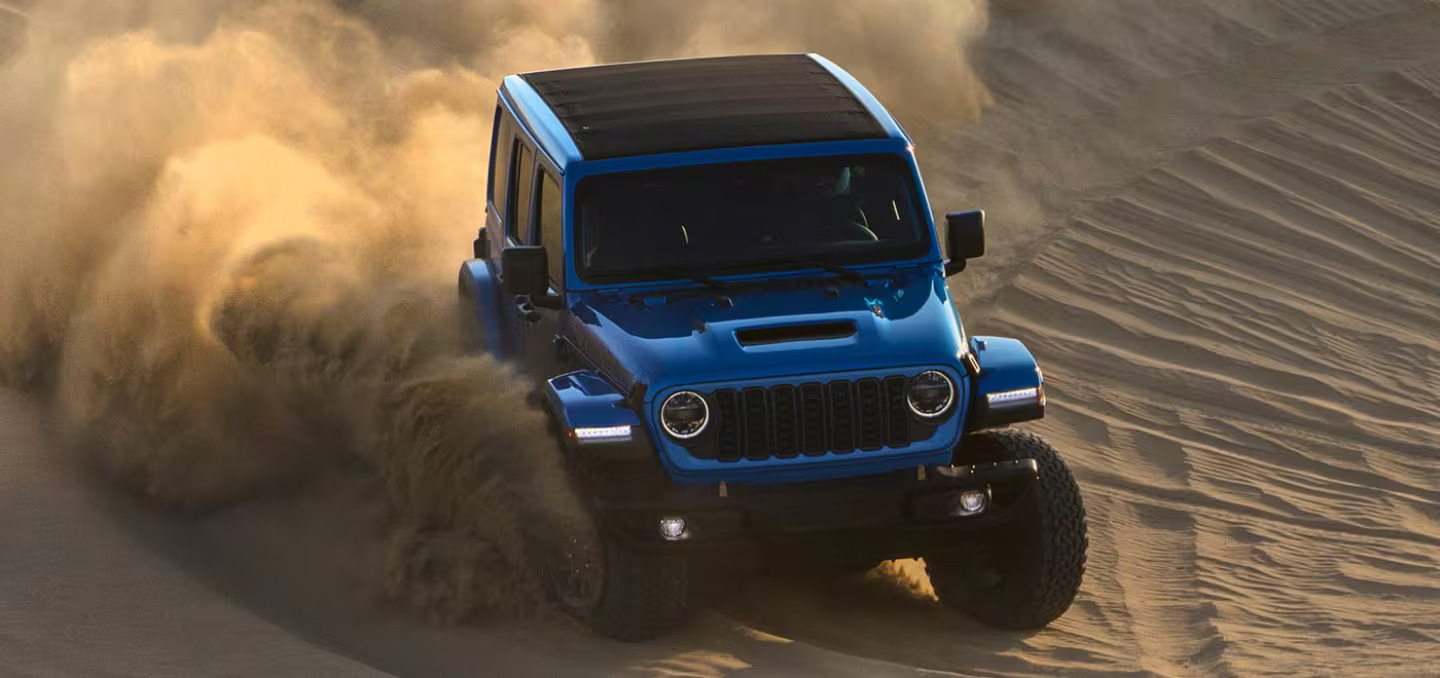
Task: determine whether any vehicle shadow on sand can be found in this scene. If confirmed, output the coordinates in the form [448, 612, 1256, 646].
[78, 459, 1079, 677]
[696, 562, 1053, 675]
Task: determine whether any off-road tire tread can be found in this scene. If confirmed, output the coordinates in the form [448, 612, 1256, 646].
[538, 410, 691, 642]
[585, 540, 689, 641]
[928, 429, 1088, 630]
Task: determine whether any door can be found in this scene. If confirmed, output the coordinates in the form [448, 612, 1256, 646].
[489, 134, 535, 360]
[517, 167, 569, 379]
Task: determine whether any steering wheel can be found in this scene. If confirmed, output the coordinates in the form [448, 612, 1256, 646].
[835, 207, 878, 241]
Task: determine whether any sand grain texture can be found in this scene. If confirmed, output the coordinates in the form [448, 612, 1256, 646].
[2, 1, 1439, 676]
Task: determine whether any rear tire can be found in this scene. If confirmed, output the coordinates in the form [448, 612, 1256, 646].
[926, 429, 1087, 630]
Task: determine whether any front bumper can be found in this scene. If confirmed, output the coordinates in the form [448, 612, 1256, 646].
[591, 458, 1038, 558]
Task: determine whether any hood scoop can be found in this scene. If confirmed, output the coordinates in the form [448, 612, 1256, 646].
[735, 320, 857, 346]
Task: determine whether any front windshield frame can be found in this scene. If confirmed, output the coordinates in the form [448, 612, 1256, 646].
[573, 152, 934, 285]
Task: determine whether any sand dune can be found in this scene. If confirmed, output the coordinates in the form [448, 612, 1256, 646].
[0, 392, 387, 677]
[952, 2, 1440, 674]
[981, 63, 1440, 674]
[3, 1, 1439, 676]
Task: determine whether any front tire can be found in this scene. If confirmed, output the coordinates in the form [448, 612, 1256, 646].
[926, 429, 1087, 630]
[538, 519, 690, 641]
[530, 429, 691, 642]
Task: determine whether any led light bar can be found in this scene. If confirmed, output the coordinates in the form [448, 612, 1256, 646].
[572, 425, 633, 443]
[986, 387, 1040, 405]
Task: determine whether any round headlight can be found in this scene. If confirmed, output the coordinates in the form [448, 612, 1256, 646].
[660, 391, 709, 439]
[907, 371, 954, 418]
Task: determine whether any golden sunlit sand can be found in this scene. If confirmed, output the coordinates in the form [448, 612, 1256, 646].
[1, 1, 1437, 676]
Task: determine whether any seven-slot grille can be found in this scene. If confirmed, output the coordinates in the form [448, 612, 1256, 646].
[698, 377, 913, 461]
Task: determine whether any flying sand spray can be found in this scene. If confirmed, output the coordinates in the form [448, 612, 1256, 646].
[0, 0, 988, 619]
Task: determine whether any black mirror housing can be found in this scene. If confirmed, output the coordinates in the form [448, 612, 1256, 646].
[502, 246, 549, 297]
[944, 209, 985, 276]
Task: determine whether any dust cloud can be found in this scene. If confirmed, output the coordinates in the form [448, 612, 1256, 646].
[0, 0, 989, 619]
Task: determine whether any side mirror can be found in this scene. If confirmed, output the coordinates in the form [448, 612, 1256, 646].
[944, 209, 985, 276]
[502, 245, 549, 298]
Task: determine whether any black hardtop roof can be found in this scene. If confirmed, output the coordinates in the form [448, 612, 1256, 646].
[519, 54, 889, 160]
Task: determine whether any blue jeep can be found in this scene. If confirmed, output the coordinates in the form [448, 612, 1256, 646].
[459, 54, 1087, 640]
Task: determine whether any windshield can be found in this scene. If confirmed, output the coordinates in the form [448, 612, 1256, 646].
[576, 154, 930, 283]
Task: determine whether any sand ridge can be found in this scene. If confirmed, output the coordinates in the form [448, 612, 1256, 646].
[2, 1, 1439, 676]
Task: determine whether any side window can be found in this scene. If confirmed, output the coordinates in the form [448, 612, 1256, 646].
[537, 171, 564, 284]
[490, 112, 513, 221]
[508, 143, 536, 244]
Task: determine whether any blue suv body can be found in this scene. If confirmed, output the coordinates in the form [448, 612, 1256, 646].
[458, 54, 1085, 641]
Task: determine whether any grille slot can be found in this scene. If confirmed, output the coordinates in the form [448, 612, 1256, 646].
[800, 383, 827, 456]
[857, 378, 885, 450]
[828, 380, 856, 453]
[885, 376, 911, 447]
[742, 387, 769, 460]
[714, 390, 741, 461]
[771, 385, 799, 458]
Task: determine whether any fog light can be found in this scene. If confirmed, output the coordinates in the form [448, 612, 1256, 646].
[953, 489, 988, 517]
[658, 517, 690, 541]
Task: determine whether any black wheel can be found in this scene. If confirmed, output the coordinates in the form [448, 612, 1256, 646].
[530, 417, 691, 641]
[535, 508, 691, 641]
[926, 429, 1087, 630]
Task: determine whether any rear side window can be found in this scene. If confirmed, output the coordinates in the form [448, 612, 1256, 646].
[508, 143, 535, 244]
[537, 171, 564, 283]
[490, 113, 513, 220]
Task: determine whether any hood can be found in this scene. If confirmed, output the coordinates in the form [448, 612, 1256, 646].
[563, 269, 967, 397]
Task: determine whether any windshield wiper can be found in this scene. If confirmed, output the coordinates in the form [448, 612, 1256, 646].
[689, 274, 733, 291]
[768, 257, 867, 283]
[623, 268, 734, 305]
[620, 260, 865, 303]
[638, 268, 732, 291]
